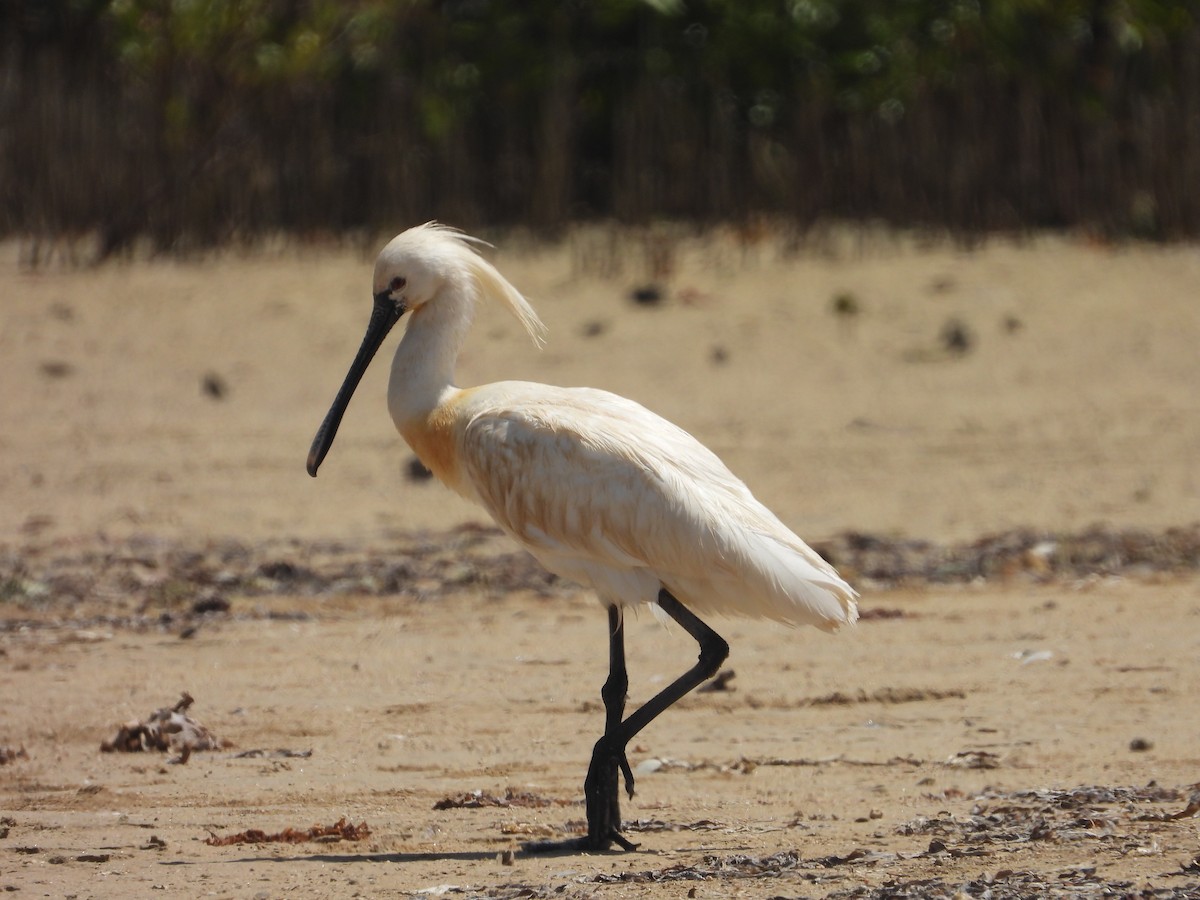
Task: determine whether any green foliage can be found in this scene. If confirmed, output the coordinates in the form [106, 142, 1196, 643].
[96, 0, 1199, 142]
[5, 0, 1200, 243]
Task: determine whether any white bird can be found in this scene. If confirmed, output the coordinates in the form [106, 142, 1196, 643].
[307, 223, 857, 852]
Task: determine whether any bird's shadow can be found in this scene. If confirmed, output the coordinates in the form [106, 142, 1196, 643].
[161, 849, 499, 866]
[160, 841, 648, 867]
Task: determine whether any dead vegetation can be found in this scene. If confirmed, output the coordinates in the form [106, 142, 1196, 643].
[0, 746, 28, 765]
[1, 524, 1196, 634]
[569, 784, 1200, 897]
[434, 789, 570, 810]
[903, 784, 1200, 850]
[818, 525, 1200, 586]
[204, 817, 371, 846]
[99, 692, 228, 763]
[801, 686, 967, 707]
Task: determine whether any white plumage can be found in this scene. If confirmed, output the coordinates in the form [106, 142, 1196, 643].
[306, 222, 857, 852]
[455, 384, 856, 629]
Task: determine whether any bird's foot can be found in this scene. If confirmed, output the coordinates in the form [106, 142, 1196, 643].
[597, 732, 636, 798]
[521, 828, 637, 855]
[619, 753, 636, 799]
[522, 734, 639, 855]
[583, 734, 637, 848]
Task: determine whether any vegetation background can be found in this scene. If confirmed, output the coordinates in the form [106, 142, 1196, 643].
[4, 0, 1200, 257]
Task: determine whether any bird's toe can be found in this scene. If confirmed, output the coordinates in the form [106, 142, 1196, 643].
[620, 753, 636, 799]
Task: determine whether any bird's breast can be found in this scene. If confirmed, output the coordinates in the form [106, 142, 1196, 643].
[398, 402, 467, 495]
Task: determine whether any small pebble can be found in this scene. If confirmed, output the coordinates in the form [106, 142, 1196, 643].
[630, 284, 663, 305]
[40, 360, 74, 378]
[406, 457, 433, 481]
[831, 292, 860, 316]
[940, 318, 973, 355]
[201, 372, 228, 399]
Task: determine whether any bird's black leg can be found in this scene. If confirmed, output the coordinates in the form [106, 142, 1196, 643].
[524, 590, 729, 855]
[600, 604, 636, 799]
[616, 590, 729, 747]
[524, 604, 636, 853]
[580, 605, 638, 850]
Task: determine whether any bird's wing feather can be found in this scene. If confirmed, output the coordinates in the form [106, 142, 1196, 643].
[458, 385, 857, 630]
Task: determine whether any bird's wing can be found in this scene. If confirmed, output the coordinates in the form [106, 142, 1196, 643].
[457, 385, 856, 629]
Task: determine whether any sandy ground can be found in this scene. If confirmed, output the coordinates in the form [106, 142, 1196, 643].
[3, 228, 1198, 545]
[2, 228, 1199, 897]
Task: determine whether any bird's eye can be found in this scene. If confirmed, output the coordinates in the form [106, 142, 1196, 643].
[389, 276, 406, 292]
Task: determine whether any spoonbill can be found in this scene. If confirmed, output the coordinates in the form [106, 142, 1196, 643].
[307, 223, 857, 852]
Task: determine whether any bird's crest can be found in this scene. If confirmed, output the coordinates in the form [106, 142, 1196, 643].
[414, 222, 547, 348]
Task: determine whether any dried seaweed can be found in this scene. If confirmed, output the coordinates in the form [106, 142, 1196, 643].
[624, 818, 724, 833]
[819, 524, 1200, 586]
[574, 785, 1199, 897]
[803, 686, 966, 706]
[433, 788, 567, 810]
[204, 817, 370, 846]
[900, 783, 1191, 851]
[231, 748, 312, 759]
[588, 848, 882, 884]
[636, 754, 924, 776]
[2, 524, 1197, 632]
[827, 869, 1200, 900]
[590, 784, 1193, 898]
[100, 692, 227, 763]
[944, 749, 1002, 769]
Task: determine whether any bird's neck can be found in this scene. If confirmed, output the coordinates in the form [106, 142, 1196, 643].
[387, 290, 473, 426]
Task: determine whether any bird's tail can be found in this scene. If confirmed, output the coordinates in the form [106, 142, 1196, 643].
[665, 530, 857, 631]
[747, 533, 858, 631]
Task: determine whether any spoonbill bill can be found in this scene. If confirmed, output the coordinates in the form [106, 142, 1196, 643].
[307, 223, 858, 852]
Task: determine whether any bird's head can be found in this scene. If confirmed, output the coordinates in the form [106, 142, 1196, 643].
[370, 223, 476, 317]
[306, 222, 545, 478]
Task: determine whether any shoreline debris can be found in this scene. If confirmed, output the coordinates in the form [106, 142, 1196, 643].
[100, 692, 228, 763]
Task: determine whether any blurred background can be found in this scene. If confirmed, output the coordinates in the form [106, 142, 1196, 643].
[3, 0, 1198, 551]
[4, 0, 1200, 257]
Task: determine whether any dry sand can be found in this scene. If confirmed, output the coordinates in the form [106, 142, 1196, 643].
[1, 228, 1198, 897]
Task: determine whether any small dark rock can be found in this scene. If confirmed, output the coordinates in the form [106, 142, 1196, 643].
[630, 284, 663, 306]
[581, 320, 607, 338]
[39, 360, 73, 378]
[1129, 737, 1154, 752]
[940, 319, 973, 355]
[831, 292, 860, 316]
[202, 372, 227, 399]
[191, 595, 230, 615]
[257, 560, 302, 580]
